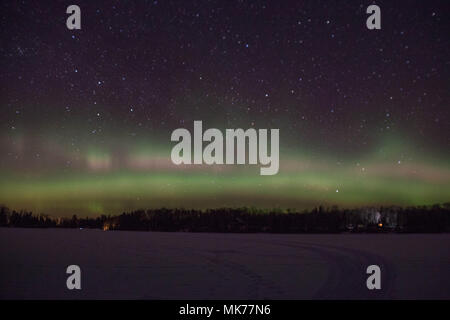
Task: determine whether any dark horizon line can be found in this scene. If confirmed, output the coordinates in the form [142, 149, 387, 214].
[1, 203, 450, 234]
[1, 202, 450, 218]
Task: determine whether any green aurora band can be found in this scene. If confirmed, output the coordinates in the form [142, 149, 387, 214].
[1, 129, 449, 217]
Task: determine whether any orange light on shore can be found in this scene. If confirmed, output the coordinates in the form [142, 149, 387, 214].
[378, 223, 383, 227]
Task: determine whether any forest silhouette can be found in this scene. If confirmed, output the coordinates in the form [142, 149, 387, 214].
[1, 203, 449, 233]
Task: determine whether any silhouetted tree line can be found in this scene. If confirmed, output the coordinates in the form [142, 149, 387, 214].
[1, 203, 449, 233]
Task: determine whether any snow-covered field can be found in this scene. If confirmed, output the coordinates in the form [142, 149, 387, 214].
[0, 228, 449, 299]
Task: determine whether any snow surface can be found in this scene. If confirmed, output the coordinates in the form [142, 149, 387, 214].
[0, 228, 449, 299]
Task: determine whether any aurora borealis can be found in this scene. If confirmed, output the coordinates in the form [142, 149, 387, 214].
[1, 1, 449, 216]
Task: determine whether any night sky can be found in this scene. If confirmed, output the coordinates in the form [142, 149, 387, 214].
[0, 0, 449, 216]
